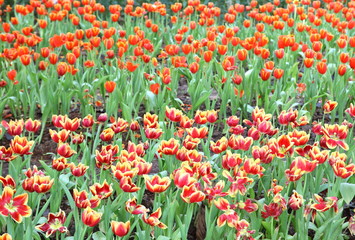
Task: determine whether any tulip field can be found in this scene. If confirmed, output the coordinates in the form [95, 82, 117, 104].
[0, 0, 355, 239]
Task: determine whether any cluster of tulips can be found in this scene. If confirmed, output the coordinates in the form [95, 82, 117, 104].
[0, 0, 355, 239]
[0, 102, 354, 239]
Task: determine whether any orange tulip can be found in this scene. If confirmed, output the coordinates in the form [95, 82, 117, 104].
[105, 81, 116, 93]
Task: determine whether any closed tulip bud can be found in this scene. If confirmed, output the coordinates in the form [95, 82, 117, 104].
[66, 53, 76, 65]
[56, 62, 68, 76]
[97, 113, 108, 122]
[100, 128, 115, 142]
[129, 121, 140, 131]
[189, 62, 199, 74]
[203, 50, 213, 62]
[226, 116, 239, 127]
[81, 114, 95, 128]
[316, 61, 327, 74]
[206, 110, 218, 123]
[7, 69, 17, 81]
[274, 49, 284, 59]
[273, 69, 284, 79]
[260, 68, 271, 81]
[237, 49, 248, 61]
[20, 54, 31, 66]
[0, 233, 12, 240]
[337, 64, 346, 76]
[104, 81, 116, 93]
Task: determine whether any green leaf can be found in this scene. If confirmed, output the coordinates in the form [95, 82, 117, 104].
[340, 183, 355, 204]
[92, 231, 106, 240]
[192, 89, 212, 111]
[245, 69, 254, 80]
[157, 236, 171, 240]
[262, 221, 272, 234]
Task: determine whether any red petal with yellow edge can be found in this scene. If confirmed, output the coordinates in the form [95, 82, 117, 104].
[16, 205, 32, 218]
[1, 187, 14, 202]
[325, 138, 337, 149]
[13, 193, 28, 206]
[9, 211, 22, 223]
[337, 141, 349, 151]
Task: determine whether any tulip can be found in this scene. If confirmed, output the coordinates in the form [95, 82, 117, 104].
[111, 221, 130, 237]
[82, 207, 102, 227]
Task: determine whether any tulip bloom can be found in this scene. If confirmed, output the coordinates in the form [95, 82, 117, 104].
[261, 202, 283, 220]
[323, 100, 338, 114]
[316, 61, 327, 74]
[181, 184, 205, 203]
[345, 103, 355, 118]
[159, 138, 179, 155]
[288, 191, 304, 210]
[82, 207, 102, 227]
[304, 194, 338, 222]
[104, 81, 116, 93]
[144, 175, 171, 193]
[90, 180, 113, 199]
[57, 142, 76, 158]
[142, 208, 167, 229]
[125, 197, 148, 215]
[210, 137, 228, 154]
[165, 106, 182, 122]
[119, 176, 140, 192]
[111, 221, 130, 237]
[24, 118, 41, 132]
[0, 187, 31, 223]
[2, 119, 24, 136]
[73, 189, 100, 209]
[36, 210, 67, 237]
[0, 233, 12, 240]
[10, 136, 34, 155]
[0, 175, 16, 190]
[228, 135, 253, 151]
